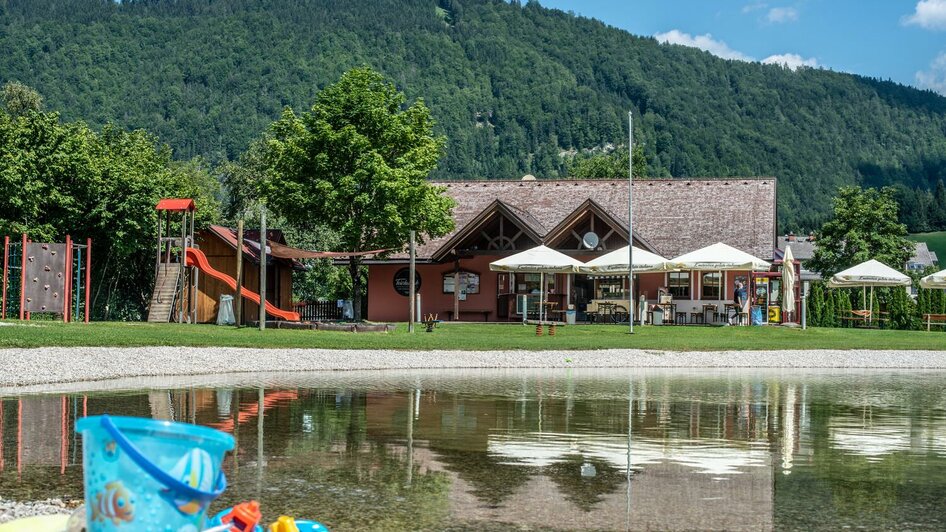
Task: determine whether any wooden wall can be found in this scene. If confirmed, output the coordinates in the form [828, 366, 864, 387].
[194, 232, 294, 323]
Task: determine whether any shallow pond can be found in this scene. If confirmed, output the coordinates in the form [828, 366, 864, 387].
[3, 369, 946, 531]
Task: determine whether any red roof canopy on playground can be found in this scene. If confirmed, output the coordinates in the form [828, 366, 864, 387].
[156, 198, 196, 212]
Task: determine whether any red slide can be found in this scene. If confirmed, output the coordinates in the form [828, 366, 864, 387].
[184, 247, 300, 321]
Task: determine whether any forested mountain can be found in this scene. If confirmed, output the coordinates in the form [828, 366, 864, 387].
[2, 0, 945, 230]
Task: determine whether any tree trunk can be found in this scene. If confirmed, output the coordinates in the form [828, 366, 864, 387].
[349, 256, 363, 321]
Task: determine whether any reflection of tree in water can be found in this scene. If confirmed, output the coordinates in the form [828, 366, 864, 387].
[220, 390, 453, 531]
[544, 454, 625, 512]
[434, 448, 534, 507]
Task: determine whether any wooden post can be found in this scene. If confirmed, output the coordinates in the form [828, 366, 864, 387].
[189, 210, 197, 323]
[155, 210, 162, 280]
[259, 209, 267, 330]
[84, 238, 91, 323]
[19, 233, 26, 321]
[2, 236, 8, 320]
[453, 255, 459, 321]
[408, 230, 416, 333]
[235, 219, 243, 327]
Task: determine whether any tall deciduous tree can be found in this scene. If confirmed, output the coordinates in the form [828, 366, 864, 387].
[567, 144, 647, 179]
[1, 81, 42, 116]
[808, 186, 914, 277]
[260, 67, 455, 320]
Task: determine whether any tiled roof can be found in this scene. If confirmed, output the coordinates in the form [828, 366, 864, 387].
[408, 178, 777, 260]
[909, 242, 939, 268]
[776, 236, 817, 261]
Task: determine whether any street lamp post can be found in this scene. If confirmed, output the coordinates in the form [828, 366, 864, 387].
[628, 111, 635, 334]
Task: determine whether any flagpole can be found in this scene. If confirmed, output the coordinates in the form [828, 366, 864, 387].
[628, 111, 635, 334]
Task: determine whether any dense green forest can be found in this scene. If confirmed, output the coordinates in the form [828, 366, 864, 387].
[2, 0, 946, 230]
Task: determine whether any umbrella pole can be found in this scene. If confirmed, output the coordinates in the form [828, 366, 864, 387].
[870, 286, 874, 325]
[540, 272, 545, 323]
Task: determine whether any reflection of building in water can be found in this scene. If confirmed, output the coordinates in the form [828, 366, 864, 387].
[366, 388, 776, 531]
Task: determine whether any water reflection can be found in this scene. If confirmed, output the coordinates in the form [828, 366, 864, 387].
[2, 370, 946, 530]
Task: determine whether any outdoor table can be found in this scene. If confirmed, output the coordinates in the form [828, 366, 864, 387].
[702, 304, 718, 324]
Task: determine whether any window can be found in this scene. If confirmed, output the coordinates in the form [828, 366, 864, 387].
[443, 271, 480, 294]
[668, 272, 690, 298]
[516, 273, 553, 294]
[595, 278, 626, 299]
[701, 272, 721, 299]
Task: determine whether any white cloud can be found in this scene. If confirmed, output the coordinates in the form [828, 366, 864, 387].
[655, 28, 820, 72]
[904, 0, 946, 30]
[766, 6, 799, 23]
[742, 2, 768, 14]
[653, 30, 752, 61]
[916, 52, 946, 94]
[762, 53, 818, 70]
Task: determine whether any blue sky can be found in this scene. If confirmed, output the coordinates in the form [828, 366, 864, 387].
[538, 0, 946, 94]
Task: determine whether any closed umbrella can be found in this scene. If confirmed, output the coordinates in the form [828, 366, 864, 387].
[490, 245, 584, 322]
[782, 245, 797, 321]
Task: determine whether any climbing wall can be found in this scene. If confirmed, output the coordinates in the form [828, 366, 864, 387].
[24, 242, 67, 314]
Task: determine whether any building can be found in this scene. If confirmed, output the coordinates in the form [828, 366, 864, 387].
[366, 177, 777, 322]
[776, 234, 939, 273]
[192, 225, 302, 323]
[907, 242, 939, 271]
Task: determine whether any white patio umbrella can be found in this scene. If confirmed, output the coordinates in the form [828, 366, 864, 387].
[578, 246, 675, 274]
[826, 259, 911, 324]
[670, 242, 771, 271]
[671, 242, 771, 326]
[920, 268, 946, 289]
[782, 245, 797, 321]
[490, 245, 584, 322]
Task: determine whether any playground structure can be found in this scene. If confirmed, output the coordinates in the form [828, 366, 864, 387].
[148, 199, 301, 323]
[1, 234, 91, 322]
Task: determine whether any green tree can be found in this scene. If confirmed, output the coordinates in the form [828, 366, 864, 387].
[1, 81, 42, 116]
[259, 67, 455, 319]
[0, 90, 220, 319]
[567, 144, 647, 178]
[808, 186, 914, 277]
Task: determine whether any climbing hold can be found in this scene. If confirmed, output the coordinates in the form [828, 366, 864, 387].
[44, 284, 50, 291]
[41, 244, 48, 250]
[44, 265, 51, 271]
[27, 256, 35, 262]
[53, 292, 58, 298]
[32, 277, 38, 283]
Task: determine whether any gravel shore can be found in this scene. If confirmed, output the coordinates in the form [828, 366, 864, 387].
[0, 497, 75, 524]
[3, 346, 946, 389]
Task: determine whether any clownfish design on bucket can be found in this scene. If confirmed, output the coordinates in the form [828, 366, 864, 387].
[92, 481, 136, 525]
[161, 448, 215, 516]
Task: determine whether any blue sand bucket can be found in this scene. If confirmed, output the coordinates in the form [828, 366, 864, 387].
[76, 415, 234, 532]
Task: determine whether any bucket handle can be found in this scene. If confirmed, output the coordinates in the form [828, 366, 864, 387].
[100, 414, 227, 503]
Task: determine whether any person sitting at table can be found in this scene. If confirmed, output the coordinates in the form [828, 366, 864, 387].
[729, 281, 747, 326]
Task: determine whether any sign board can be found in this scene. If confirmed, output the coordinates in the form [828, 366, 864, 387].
[393, 268, 421, 297]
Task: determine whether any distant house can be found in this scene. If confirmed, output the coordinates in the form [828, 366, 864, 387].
[907, 242, 939, 271]
[365, 177, 778, 322]
[775, 234, 938, 274]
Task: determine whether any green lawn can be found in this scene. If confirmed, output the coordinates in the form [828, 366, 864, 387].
[908, 231, 946, 269]
[0, 321, 943, 351]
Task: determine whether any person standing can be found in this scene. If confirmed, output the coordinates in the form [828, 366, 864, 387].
[730, 281, 748, 325]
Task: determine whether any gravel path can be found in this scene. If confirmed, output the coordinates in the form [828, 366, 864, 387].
[3, 346, 946, 388]
[0, 497, 75, 524]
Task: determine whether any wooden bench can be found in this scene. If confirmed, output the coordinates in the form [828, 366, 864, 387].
[924, 314, 946, 332]
[445, 309, 491, 322]
[840, 310, 888, 328]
